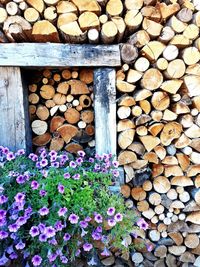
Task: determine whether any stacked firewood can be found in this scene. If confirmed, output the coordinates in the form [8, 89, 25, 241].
[116, 2, 200, 267]
[28, 68, 95, 153]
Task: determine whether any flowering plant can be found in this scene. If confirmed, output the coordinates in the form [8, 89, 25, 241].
[0, 146, 144, 266]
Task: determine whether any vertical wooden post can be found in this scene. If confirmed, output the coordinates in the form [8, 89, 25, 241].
[0, 67, 32, 152]
[94, 68, 116, 156]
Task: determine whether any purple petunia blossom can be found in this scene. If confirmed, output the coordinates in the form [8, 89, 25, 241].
[57, 184, 65, 194]
[58, 207, 68, 217]
[0, 195, 8, 204]
[60, 256, 68, 264]
[29, 226, 39, 237]
[60, 154, 68, 161]
[107, 218, 116, 227]
[92, 231, 102, 240]
[40, 151, 47, 158]
[75, 249, 81, 257]
[48, 238, 57, 246]
[112, 169, 119, 177]
[48, 253, 57, 263]
[0, 253, 9, 265]
[39, 233, 47, 242]
[83, 243, 93, 252]
[101, 247, 111, 257]
[51, 162, 59, 168]
[54, 221, 64, 231]
[39, 190, 47, 197]
[24, 207, 32, 218]
[88, 157, 94, 163]
[79, 221, 88, 229]
[2, 147, 9, 154]
[0, 209, 6, 218]
[35, 162, 41, 169]
[78, 150, 85, 157]
[64, 172, 70, 179]
[9, 252, 18, 260]
[39, 207, 49, 216]
[96, 226, 102, 233]
[94, 214, 103, 223]
[73, 173, 80, 180]
[7, 152, 15, 161]
[46, 227, 55, 238]
[32, 255, 42, 266]
[0, 217, 6, 227]
[16, 175, 26, 184]
[16, 149, 25, 156]
[114, 213, 123, 222]
[15, 241, 25, 250]
[49, 150, 57, 157]
[31, 181, 39, 190]
[137, 218, 148, 230]
[8, 223, 19, 233]
[6, 245, 14, 255]
[112, 160, 119, 168]
[40, 169, 48, 177]
[16, 216, 27, 226]
[0, 230, 8, 239]
[68, 214, 79, 224]
[69, 161, 76, 168]
[63, 233, 71, 241]
[107, 207, 115, 216]
[76, 157, 83, 165]
[85, 216, 92, 222]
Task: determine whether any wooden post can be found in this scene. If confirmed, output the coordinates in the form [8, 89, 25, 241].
[0, 67, 32, 152]
[94, 68, 116, 156]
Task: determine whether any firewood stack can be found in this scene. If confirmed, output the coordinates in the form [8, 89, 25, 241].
[116, 1, 200, 266]
[28, 68, 95, 153]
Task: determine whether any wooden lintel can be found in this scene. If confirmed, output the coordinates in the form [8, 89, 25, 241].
[0, 43, 121, 67]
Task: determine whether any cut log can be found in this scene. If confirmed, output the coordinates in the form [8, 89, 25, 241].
[141, 68, 163, 90]
[139, 135, 160, 152]
[153, 176, 171, 193]
[32, 133, 51, 146]
[26, 0, 44, 13]
[78, 12, 100, 31]
[71, 0, 101, 15]
[118, 151, 137, 165]
[106, 0, 123, 16]
[69, 80, 89, 95]
[64, 108, 80, 124]
[32, 20, 60, 42]
[120, 44, 138, 64]
[160, 122, 182, 146]
[151, 91, 170, 111]
[165, 59, 186, 79]
[57, 124, 78, 143]
[125, 10, 143, 33]
[32, 120, 48, 135]
[141, 41, 166, 62]
[118, 129, 135, 149]
[184, 234, 199, 249]
[101, 21, 118, 44]
[36, 105, 49, 120]
[50, 137, 64, 151]
[40, 85, 55, 99]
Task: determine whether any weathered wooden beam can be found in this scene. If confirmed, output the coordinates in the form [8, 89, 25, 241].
[0, 67, 32, 152]
[94, 68, 117, 156]
[0, 44, 121, 67]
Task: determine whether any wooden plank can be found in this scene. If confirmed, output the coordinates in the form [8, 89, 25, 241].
[94, 68, 117, 156]
[0, 43, 121, 67]
[0, 67, 32, 152]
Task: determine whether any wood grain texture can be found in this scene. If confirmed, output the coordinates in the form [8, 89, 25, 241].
[0, 67, 32, 152]
[94, 68, 116, 156]
[0, 43, 121, 67]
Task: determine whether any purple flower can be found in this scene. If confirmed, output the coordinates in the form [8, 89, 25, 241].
[92, 231, 102, 240]
[137, 218, 148, 230]
[39, 206, 49, 216]
[88, 157, 94, 163]
[46, 226, 55, 238]
[7, 152, 15, 161]
[79, 220, 88, 228]
[0, 209, 6, 218]
[48, 238, 57, 246]
[85, 216, 92, 222]
[39, 190, 47, 197]
[49, 150, 57, 157]
[32, 255, 42, 266]
[114, 213, 123, 222]
[94, 214, 103, 223]
[94, 164, 101, 171]
[76, 157, 83, 165]
[75, 249, 81, 257]
[6, 245, 14, 255]
[58, 207, 68, 217]
[64, 172, 70, 179]
[60, 154, 68, 161]
[16, 149, 25, 156]
[16, 175, 26, 184]
[24, 207, 32, 217]
[107, 207, 115, 216]
[40, 151, 47, 158]
[9, 252, 18, 260]
[29, 153, 38, 161]
[112, 160, 119, 168]
[0, 217, 6, 227]
[112, 169, 119, 177]
[16, 216, 27, 226]
[78, 150, 85, 157]
[81, 228, 88, 237]
[14, 192, 25, 203]
[0, 253, 9, 265]
[54, 221, 64, 231]
[48, 253, 57, 263]
[31, 181, 39, 190]
[63, 233, 71, 241]
[40, 169, 48, 177]
[15, 241, 25, 250]
[147, 244, 153, 252]
[29, 226, 39, 237]
[69, 213, 79, 224]
[0, 195, 8, 204]
[8, 223, 19, 233]
[40, 159, 48, 167]
[51, 162, 59, 168]
[58, 184, 65, 194]
[38, 223, 46, 233]
[101, 247, 111, 256]
[39, 233, 47, 242]
[96, 226, 102, 233]
[35, 162, 41, 169]
[69, 161, 77, 168]
[0, 230, 8, 239]
[108, 218, 116, 227]
[73, 173, 80, 180]
[83, 243, 93, 252]
[60, 256, 68, 264]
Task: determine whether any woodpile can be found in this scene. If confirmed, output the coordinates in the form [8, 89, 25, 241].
[28, 68, 95, 153]
[116, 1, 200, 266]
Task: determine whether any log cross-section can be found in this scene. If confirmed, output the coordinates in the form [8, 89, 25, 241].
[94, 68, 116, 156]
[0, 43, 121, 67]
[0, 67, 31, 152]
